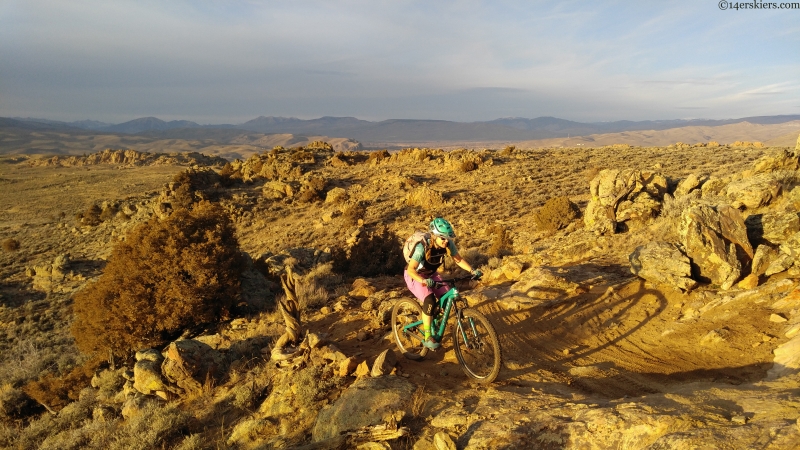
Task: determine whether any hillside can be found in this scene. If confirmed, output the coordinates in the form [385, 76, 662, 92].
[1, 135, 800, 448]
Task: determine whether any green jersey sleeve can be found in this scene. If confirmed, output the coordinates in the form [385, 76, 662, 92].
[410, 242, 426, 263]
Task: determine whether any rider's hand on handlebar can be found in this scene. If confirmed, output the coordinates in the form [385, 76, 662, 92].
[424, 278, 435, 288]
[471, 269, 483, 280]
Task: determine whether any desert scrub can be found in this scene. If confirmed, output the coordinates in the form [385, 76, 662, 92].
[459, 160, 478, 172]
[171, 167, 223, 208]
[486, 224, 513, 257]
[367, 149, 390, 164]
[23, 361, 98, 412]
[75, 204, 102, 226]
[533, 196, 580, 233]
[293, 279, 329, 311]
[71, 201, 243, 359]
[297, 176, 326, 203]
[1, 238, 20, 252]
[331, 226, 405, 278]
[0, 384, 43, 423]
[340, 202, 364, 226]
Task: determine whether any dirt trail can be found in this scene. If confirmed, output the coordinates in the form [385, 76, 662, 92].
[474, 274, 791, 400]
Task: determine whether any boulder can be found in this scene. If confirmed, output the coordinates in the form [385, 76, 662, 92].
[767, 334, 800, 380]
[629, 241, 698, 291]
[31, 254, 71, 293]
[701, 176, 727, 199]
[434, 432, 458, 450]
[325, 187, 348, 204]
[674, 173, 701, 197]
[751, 244, 780, 277]
[133, 349, 168, 396]
[725, 173, 782, 209]
[765, 252, 794, 276]
[312, 376, 415, 442]
[370, 349, 397, 377]
[679, 204, 753, 289]
[583, 200, 616, 235]
[745, 212, 800, 245]
[161, 339, 227, 395]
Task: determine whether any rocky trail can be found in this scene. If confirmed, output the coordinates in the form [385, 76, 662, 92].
[2, 140, 800, 449]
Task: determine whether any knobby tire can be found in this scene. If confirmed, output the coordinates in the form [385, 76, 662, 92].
[391, 298, 429, 361]
[452, 308, 501, 383]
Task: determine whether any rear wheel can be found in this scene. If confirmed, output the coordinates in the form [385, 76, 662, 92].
[452, 308, 501, 383]
[392, 299, 429, 361]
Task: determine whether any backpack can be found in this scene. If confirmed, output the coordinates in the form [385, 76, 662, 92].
[402, 230, 430, 263]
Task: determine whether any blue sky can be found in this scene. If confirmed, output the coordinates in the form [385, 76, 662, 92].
[1, 0, 798, 123]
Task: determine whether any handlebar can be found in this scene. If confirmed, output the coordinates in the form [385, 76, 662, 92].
[434, 274, 481, 287]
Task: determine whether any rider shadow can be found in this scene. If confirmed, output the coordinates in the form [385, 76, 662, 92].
[476, 278, 673, 391]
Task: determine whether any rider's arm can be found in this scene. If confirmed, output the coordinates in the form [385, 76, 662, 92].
[407, 260, 428, 284]
[449, 241, 475, 273]
[452, 254, 474, 273]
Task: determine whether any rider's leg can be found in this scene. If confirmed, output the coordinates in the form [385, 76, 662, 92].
[421, 294, 440, 349]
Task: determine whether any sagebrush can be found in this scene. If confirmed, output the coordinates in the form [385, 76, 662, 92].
[331, 226, 405, 278]
[533, 196, 580, 233]
[71, 202, 243, 359]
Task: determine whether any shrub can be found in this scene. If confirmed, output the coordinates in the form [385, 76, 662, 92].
[1, 238, 19, 252]
[459, 160, 478, 172]
[368, 150, 390, 163]
[331, 226, 405, 278]
[0, 384, 43, 422]
[75, 204, 102, 226]
[486, 224, 513, 258]
[99, 204, 118, 222]
[171, 168, 223, 208]
[341, 203, 364, 226]
[71, 202, 243, 359]
[533, 196, 580, 233]
[22, 361, 97, 412]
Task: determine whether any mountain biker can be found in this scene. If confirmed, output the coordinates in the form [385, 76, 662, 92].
[404, 217, 482, 349]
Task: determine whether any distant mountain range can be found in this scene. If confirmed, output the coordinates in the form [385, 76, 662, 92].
[6, 114, 800, 144]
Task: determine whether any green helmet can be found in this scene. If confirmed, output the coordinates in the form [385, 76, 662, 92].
[429, 217, 456, 239]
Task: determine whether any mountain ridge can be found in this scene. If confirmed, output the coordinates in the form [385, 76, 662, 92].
[5, 114, 800, 143]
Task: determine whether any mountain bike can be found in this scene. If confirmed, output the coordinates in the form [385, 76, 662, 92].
[391, 275, 502, 383]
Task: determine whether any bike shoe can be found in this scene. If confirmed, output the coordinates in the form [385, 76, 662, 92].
[423, 336, 440, 350]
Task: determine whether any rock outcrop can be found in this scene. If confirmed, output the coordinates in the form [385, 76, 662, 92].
[629, 241, 698, 291]
[161, 339, 227, 395]
[725, 173, 782, 209]
[312, 376, 415, 442]
[679, 204, 753, 289]
[585, 169, 667, 234]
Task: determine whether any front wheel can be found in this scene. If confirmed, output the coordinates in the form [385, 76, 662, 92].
[452, 308, 501, 383]
[391, 299, 429, 361]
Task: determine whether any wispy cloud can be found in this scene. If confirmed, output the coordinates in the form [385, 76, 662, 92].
[0, 0, 798, 122]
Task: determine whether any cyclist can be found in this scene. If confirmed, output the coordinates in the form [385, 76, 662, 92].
[404, 217, 482, 349]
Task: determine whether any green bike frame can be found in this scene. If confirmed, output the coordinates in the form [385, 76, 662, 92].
[402, 282, 461, 343]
